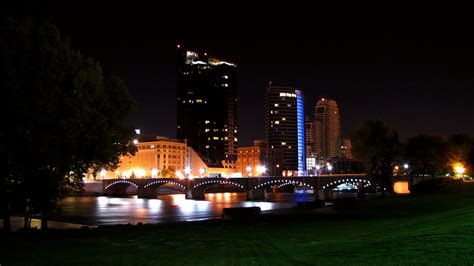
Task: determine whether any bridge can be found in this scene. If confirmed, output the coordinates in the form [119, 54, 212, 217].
[102, 174, 370, 200]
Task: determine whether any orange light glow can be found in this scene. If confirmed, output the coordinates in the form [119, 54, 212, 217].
[453, 163, 465, 178]
[393, 181, 410, 194]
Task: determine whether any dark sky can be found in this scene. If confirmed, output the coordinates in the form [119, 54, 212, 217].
[5, 3, 474, 146]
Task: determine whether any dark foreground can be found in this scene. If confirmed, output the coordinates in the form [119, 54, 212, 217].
[1, 183, 474, 265]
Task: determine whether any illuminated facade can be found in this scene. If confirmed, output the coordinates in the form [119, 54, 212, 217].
[305, 120, 322, 169]
[265, 86, 305, 174]
[315, 98, 341, 160]
[341, 138, 352, 159]
[117, 137, 186, 178]
[177, 45, 238, 167]
[236, 140, 282, 176]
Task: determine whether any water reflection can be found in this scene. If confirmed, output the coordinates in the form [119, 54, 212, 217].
[57, 193, 295, 226]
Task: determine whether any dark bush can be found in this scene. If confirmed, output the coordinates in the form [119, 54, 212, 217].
[411, 178, 461, 194]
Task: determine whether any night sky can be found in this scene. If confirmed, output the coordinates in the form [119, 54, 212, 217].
[5, 4, 474, 146]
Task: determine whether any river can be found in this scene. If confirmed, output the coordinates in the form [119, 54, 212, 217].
[56, 193, 305, 226]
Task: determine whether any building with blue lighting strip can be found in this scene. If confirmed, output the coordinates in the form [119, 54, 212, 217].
[265, 86, 305, 175]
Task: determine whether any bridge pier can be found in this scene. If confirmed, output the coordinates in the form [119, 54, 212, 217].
[138, 188, 157, 199]
[185, 189, 205, 200]
[317, 189, 332, 200]
[246, 190, 266, 201]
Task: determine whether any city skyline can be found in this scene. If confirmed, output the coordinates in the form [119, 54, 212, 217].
[5, 6, 474, 146]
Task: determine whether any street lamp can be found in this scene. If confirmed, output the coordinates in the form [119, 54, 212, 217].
[100, 169, 106, 179]
[199, 167, 206, 177]
[246, 166, 252, 177]
[454, 163, 465, 178]
[327, 164, 333, 175]
[151, 168, 158, 178]
[184, 166, 191, 178]
[257, 165, 266, 176]
[403, 163, 409, 170]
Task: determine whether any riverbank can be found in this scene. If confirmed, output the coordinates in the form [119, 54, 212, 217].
[1, 183, 473, 265]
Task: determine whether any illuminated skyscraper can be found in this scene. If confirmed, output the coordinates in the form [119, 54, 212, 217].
[315, 98, 341, 160]
[265, 86, 305, 175]
[176, 45, 238, 167]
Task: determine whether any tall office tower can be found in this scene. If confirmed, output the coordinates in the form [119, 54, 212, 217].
[315, 98, 341, 160]
[305, 120, 322, 171]
[177, 45, 238, 167]
[341, 138, 352, 159]
[265, 86, 305, 175]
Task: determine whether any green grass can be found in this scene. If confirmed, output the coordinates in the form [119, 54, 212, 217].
[2, 183, 474, 265]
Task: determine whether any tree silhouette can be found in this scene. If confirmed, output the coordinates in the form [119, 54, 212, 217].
[352, 120, 399, 195]
[1, 17, 136, 231]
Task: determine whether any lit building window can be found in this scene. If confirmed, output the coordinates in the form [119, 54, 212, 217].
[223, 84, 228, 87]
[196, 99, 202, 103]
[234, 138, 238, 142]
[274, 103, 279, 107]
[205, 120, 210, 124]
[222, 75, 229, 79]
[281, 117, 286, 121]
[205, 129, 210, 132]
[281, 142, 286, 145]
[206, 145, 210, 148]
[213, 137, 219, 140]
[287, 104, 291, 107]
[274, 121, 280, 124]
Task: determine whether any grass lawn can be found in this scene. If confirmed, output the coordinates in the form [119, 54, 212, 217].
[1, 183, 474, 265]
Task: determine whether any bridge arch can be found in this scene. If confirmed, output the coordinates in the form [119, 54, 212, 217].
[192, 179, 245, 190]
[104, 180, 139, 195]
[104, 180, 139, 190]
[144, 180, 187, 190]
[252, 179, 315, 191]
[321, 178, 371, 190]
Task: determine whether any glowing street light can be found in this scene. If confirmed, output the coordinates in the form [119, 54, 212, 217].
[256, 165, 267, 176]
[327, 164, 333, 174]
[454, 163, 465, 178]
[133, 139, 138, 145]
[403, 163, 409, 170]
[99, 169, 106, 179]
[151, 168, 158, 178]
[199, 167, 206, 177]
[184, 167, 191, 178]
[246, 166, 252, 176]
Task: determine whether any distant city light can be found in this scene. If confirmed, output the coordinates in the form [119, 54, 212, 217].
[327, 164, 333, 171]
[135, 169, 145, 178]
[403, 164, 409, 169]
[133, 139, 138, 145]
[135, 129, 141, 134]
[256, 165, 266, 175]
[100, 169, 106, 178]
[151, 168, 158, 178]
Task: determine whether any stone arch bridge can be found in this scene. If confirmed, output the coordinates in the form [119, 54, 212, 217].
[102, 174, 370, 200]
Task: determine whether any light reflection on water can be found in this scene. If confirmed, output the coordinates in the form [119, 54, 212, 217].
[58, 193, 296, 226]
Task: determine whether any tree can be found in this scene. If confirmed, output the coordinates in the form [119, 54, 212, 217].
[405, 135, 448, 179]
[446, 134, 473, 173]
[1, 17, 136, 231]
[352, 120, 399, 195]
[469, 148, 474, 174]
